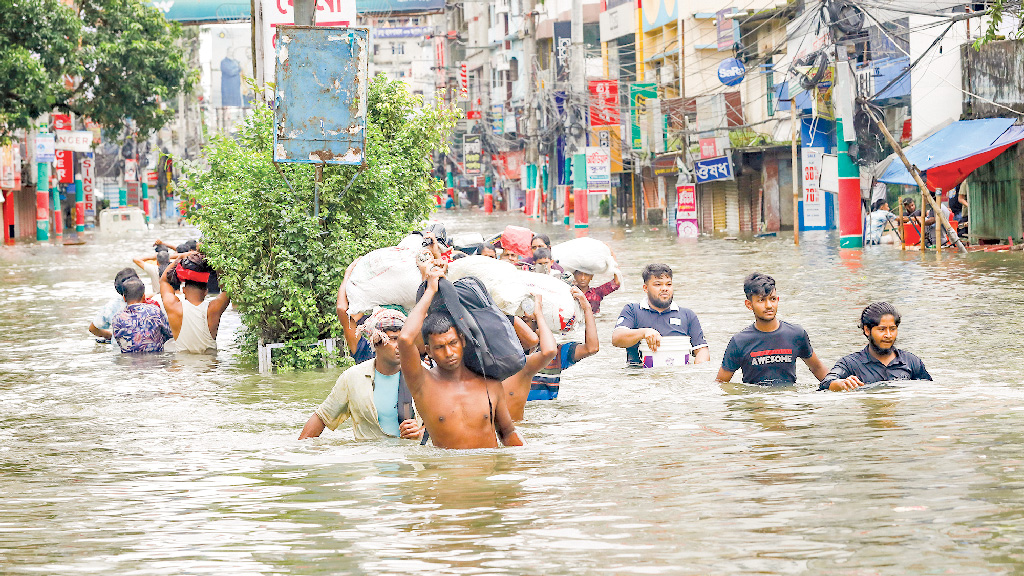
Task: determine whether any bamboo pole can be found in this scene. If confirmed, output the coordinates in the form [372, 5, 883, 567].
[869, 111, 967, 254]
[791, 102, 799, 246]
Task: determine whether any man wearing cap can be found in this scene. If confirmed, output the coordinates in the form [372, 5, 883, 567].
[299, 308, 424, 441]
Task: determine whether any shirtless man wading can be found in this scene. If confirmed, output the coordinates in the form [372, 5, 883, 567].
[398, 259, 523, 449]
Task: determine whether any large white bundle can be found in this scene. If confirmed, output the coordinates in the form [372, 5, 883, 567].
[551, 237, 619, 276]
[345, 247, 422, 314]
[450, 232, 484, 249]
[397, 234, 424, 251]
[515, 270, 583, 334]
[447, 256, 530, 315]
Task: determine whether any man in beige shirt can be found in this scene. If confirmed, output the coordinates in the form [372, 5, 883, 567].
[299, 308, 423, 441]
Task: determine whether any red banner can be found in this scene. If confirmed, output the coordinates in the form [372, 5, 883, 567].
[53, 114, 74, 184]
[492, 150, 525, 180]
[588, 80, 620, 127]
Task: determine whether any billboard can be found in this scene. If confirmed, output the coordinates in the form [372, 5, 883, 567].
[630, 83, 657, 150]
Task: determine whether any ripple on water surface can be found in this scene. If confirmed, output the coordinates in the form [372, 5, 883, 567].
[2, 218, 1024, 575]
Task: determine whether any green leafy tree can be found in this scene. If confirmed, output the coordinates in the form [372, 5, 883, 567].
[0, 0, 194, 140]
[180, 75, 459, 368]
[973, 0, 1021, 50]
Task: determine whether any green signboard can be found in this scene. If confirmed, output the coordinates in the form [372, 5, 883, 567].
[630, 82, 657, 151]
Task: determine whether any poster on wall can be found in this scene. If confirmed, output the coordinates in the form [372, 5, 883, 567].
[584, 146, 611, 191]
[801, 147, 826, 228]
[675, 184, 699, 237]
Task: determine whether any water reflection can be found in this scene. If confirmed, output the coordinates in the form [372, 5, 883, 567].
[2, 217, 1024, 574]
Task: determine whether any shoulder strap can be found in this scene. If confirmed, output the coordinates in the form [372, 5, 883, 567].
[397, 371, 414, 424]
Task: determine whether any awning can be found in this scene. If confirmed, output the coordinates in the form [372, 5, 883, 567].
[877, 118, 1024, 191]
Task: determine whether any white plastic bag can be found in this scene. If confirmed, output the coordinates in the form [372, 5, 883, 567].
[447, 256, 529, 315]
[515, 270, 583, 334]
[345, 247, 422, 314]
[551, 237, 619, 277]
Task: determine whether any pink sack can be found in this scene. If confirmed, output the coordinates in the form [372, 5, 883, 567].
[501, 225, 534, 257]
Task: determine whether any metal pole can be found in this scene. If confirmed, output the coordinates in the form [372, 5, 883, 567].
[790, 101, 799, 246]
[869, 111, 967, 253]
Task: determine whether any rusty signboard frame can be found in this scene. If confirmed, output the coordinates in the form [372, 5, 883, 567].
[273, 25, 369, 166]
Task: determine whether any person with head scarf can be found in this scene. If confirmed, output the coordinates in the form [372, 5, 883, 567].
[159, 252, 231, 354]
[300, 307, 423, 441]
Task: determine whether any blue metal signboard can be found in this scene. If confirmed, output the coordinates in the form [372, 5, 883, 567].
[694, 155, 734, 183]
[274, 26, 368, 166]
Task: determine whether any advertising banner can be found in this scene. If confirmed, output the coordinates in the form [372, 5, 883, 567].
[588, 79, 619, 126]
[82, 153, 95, 217]
[591, 125, 624, 173]
[801, 147, 826, 228]
[630, 82, 657, 150]
[553, 22, 572, 83]
[253, 0, 357, 85]
[36, 133, 56, 163]
[463, 134, 481, 175]
[675, 183, 699, 237]
[584, 146, 611, 191]
[458, 62, 469, 102]
[53, 113, 74, 184]
[0, 144, 16, 189]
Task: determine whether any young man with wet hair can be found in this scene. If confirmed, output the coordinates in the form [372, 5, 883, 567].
[299, 308, 423, 441]
[398, 259, 523, 448]
[716, 273, 828, 386]
[611, 263, 710, 365]
[111, 278, 173, 354]
[571, 269, 620, 314]
[89, 268, 155, 341]
[819, 302, 932, 391]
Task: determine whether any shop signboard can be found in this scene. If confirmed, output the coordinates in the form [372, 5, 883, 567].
[36, 133, 56, 163]
[53, 113, 74, 184]
[694, 155, 734, 183]
[55, 131, 94, 152]
[675, 183, 699, 237]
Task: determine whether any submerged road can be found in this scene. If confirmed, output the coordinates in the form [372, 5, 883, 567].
[2, 212, 1024, 575]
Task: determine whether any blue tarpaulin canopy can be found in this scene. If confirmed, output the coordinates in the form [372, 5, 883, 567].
[878, 118, 1024, 191]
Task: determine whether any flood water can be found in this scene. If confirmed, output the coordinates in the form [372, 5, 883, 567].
[3, 212, 1024, 575]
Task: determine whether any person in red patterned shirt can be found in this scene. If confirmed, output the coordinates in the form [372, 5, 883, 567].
[571, 270, 621, 314]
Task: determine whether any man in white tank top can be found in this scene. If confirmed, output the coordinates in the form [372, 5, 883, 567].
[159, 253, 231, 353]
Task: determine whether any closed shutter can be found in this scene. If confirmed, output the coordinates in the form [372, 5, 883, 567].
[723, 179, 739, 231]
[712, 183, 727, 231]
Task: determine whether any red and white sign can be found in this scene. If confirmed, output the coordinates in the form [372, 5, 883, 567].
[457, 62, 469, 102]
[801, 147, 826, 227]
[254, 0, 357, 85]
[467, 110, 482, 119]
[699, 137, 719, 159]
[82, 154, 95, 215]
[588, 79, 620, 126]
[675, 183, 699, 237]
[53, 114, 74, 184]
[585, 146, 611, 191]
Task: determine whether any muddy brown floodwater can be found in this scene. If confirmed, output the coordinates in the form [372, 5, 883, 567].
[2, 212, 1024, 575]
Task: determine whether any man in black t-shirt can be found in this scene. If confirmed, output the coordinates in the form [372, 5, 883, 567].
[716, 273, 829, 386]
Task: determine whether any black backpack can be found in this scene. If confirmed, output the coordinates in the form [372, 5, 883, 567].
[418, 276, 527, 382]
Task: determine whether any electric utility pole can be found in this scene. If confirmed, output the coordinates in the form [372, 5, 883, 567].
[570, 0, 586, 155]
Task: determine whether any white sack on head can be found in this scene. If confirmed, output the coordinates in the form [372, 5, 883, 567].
[551, 237, 620, 278]
[397, 234, 424, 251]
[447, 255, 530, 315]
[450, 232, 484, 249]
[515, 270, 583, 334]
[345, 247, 423, 314]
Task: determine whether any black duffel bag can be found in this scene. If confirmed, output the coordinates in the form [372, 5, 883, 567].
[417, 276, 526, 382]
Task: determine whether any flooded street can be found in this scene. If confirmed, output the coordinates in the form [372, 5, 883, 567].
[3, 212, 1024, 575]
